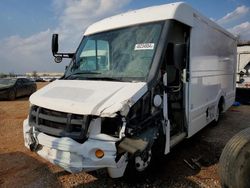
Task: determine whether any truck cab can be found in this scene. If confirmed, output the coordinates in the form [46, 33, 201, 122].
[236, 43, 250, 103]
[23, 2, 236, 178]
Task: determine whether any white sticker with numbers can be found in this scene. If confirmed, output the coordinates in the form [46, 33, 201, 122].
[134, 43, 155, 50]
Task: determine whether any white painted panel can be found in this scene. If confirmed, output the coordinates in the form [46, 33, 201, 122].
[188, 15, 237, 137]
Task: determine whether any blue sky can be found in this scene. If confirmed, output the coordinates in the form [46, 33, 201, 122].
[0, 0, 250, 73]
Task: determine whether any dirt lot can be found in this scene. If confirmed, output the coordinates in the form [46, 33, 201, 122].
[0, 82, 250, 188]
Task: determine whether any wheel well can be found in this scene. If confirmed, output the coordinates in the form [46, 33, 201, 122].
[218, 97, 225, 112]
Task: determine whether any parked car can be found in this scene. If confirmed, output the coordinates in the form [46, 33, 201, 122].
[49, 78, 57, 82]
[0, 78, 37, 100]
[35, 77, 46, 82]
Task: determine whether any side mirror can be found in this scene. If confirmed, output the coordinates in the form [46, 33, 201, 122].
[52, 34, 59, 55]
[51, 33, 74, 64]
[173, 43, 187, 70]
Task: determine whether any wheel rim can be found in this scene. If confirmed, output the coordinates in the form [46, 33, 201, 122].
[135, 150, 152, 172]
[9, 90, 15, 100]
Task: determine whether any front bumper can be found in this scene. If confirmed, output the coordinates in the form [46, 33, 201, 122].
[0, 89, 9, 99]
[23, 119, 128, 178]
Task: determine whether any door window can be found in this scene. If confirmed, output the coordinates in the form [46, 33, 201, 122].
[79, 40, 110, 71]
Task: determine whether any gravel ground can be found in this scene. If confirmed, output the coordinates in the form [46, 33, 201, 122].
[0, 82, 250, 187]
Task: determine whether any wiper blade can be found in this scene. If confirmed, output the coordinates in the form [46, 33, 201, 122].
[65, 71, 101, 79]
[86, 77, 123, 82]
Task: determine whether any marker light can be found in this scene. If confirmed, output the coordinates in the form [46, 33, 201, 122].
[95, 149, 104, 158]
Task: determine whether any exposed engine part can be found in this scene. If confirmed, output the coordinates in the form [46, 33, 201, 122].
[101, 116, 123, 138]
[118, 138, 148, 154]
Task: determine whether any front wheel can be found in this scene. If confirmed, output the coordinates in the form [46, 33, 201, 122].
[30, 87, 36, 95]
[123, 132, 165, 180]
[124, 147, 153, 180]
[134, 149, 152, 172]
[8, 89, 16, 101]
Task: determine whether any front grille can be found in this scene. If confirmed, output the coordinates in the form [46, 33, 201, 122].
[29, 105, 89, 141]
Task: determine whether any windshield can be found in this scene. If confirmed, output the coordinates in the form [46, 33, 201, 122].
[65, 22, 163, 82]
[0, 79, 16, 85]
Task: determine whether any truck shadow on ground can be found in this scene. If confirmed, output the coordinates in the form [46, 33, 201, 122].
[0, 151, 61, 188]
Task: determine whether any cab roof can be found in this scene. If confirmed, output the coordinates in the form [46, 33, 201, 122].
[84, 2, 235, 39]
[85, 2, 191, 35]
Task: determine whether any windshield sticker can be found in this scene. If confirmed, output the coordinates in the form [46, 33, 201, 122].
[134, 43, 155, 50]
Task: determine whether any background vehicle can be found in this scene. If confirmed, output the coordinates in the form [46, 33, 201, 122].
[219, 127, 250, 188]
[236, 42, 250, 103]
[35, 77, 46, 82]
[23, 2, 236, 178]
[0, 78, 37, 100]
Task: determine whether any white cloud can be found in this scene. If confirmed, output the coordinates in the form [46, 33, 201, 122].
[0, 29, 54, 73]
[0, 0, 131, 73]
[217, 5, 249, 24]
[56, 0, 131, 51]
[228, 21, 250, 40]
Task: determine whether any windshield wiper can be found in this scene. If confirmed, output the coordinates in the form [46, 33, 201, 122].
[65, 71, 101, 79]
[85, 77, 123, 82]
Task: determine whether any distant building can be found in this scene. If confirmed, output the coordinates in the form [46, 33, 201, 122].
[25, 72, 64, 81]
[25, 72, 64, 77]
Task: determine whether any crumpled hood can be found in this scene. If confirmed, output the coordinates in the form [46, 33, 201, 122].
[30, 80, 147, 117]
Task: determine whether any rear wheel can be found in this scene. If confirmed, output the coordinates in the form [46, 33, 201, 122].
[212, 99, 223, 126]
[219, 128, 250, 188]
[8, 89, 16, 100]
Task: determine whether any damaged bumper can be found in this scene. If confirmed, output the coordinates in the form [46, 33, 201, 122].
[23, 119, 128, 178]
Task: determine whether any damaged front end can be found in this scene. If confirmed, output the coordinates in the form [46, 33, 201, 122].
[23, 83, 163, 178]
[23, 105, 130, 178]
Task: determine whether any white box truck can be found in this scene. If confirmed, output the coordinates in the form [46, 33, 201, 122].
[23, 2, 237, 178]
[236, 42, 250, 103]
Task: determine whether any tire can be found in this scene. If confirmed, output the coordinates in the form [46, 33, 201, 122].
[30, 87, 36, 95]
[8, 89, 16, 101]
[219, 127, 250, 188]
[212, 101, 223, 126]
[123, 129, 165, 181]
[124, 147, 153, 181]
